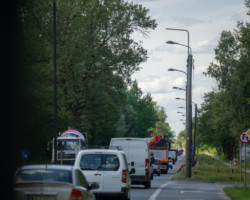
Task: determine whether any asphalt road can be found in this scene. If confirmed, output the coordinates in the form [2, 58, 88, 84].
[130, 155, 230, 200]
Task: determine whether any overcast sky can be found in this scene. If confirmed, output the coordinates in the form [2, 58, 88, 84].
[129, 0, 248, 136]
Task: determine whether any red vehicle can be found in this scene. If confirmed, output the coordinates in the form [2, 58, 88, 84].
[148, 136, 171, 174]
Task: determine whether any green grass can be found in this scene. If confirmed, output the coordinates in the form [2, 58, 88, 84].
[172, 154, 250, 184]
[224, 186, 250, 200]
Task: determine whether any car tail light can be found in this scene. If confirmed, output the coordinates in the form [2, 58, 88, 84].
[70, 188, 83, 200]
[145, 158, 149, 171]
[122, 170, 127, 183]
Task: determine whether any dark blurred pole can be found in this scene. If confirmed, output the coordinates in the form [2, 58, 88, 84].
[53, 0, 57, 164]
[193, 104, 197, 165]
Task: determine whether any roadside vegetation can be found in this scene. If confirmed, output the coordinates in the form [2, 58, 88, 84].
[173, 154, 249, 183]
[196, 0, 250, 160]
[224, 186, 250, 200]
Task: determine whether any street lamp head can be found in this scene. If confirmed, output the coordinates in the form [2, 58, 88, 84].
[176, 97, 186, 101]
[166, 40, 177, 45]
[168, 68, 175, 71]
[172, 87, 179, 89]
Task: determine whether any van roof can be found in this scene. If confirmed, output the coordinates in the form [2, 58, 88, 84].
[111, 137, 147, 141]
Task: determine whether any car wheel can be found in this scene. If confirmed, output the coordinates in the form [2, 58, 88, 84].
[144, 179, 151, 189]
[157, 171, 160, 176]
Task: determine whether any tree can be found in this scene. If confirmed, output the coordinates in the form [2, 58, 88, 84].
[149, 105, 175, 143]
[117, 81, 158, 138]
[175, 130, 186, 149]
[199, 0, 250, 159]
[15, 0, 157, 160]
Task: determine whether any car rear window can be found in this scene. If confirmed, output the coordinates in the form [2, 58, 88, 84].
[80, 154, 120, 171]
[14, 169, 72, 183]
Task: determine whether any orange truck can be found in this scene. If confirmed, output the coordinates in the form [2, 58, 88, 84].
[148, 136, 171, 174]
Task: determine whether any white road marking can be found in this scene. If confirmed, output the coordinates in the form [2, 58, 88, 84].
[148, 181, 170, 200]
[180, 190, 201, 193]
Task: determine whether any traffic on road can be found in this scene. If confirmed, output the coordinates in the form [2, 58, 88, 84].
[14, 135, 187, 200]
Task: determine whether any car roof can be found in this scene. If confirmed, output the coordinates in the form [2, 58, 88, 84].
[79, 149, 122, 154]
[18, 164, 76, 171]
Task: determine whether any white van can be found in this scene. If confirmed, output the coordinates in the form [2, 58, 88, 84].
[74, 149, 134, 200]
[109, 138, 153, 188]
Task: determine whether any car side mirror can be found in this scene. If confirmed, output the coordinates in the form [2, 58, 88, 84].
[89, 182, 99, 190]
[129, 168, 136, 174]
[131, 162, 134, 166]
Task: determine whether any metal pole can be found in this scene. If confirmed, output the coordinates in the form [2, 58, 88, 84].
[165, 28, 192, 178]
[53, 0, 57, 164]
[186, 54, 192, 177]
[193, 104, 197, 164]
[244, 143, 246, 190]
[240, 141, 242, 181]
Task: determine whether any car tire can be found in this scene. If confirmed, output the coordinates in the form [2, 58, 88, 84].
[144, 179, 151, 189]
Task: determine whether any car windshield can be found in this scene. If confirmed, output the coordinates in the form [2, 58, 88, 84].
[80, 154, 120, 171]
[57, 139, 81, 150]
[14, 169, 73, 183]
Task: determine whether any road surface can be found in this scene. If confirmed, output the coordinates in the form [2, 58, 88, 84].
[130, 155, 230, 200]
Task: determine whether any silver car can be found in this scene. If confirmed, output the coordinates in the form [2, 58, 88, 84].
[13, 165, 98, 200]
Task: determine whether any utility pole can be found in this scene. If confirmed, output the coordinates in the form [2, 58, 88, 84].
[186, 54, 192, 177]
[53, 0, 57, 164]
[165, 27, 192, 178]
[193, 104, 197, 165]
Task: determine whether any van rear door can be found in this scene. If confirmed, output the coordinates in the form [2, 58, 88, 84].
[128, 139, 147, 176]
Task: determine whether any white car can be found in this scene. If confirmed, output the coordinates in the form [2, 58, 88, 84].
[109, 137, 153, 188]
[13, 165, 97, 200]
[74, 149, 134, 200]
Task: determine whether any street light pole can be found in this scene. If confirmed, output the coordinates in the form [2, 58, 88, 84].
[166, 27, 192, 178]
[53, 0, 57, 164]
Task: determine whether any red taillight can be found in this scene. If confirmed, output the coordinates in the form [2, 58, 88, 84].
[145, 158, 149, 171]
[122, 170, 127, 183]
[70, 188, 83, 200]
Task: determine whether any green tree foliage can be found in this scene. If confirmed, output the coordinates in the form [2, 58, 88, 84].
[175, 130, 186, 149]
[198, 0, 250, 159]
[149, 105, 175, 143]
[117, 81, 159, 138]
[16, 0, 157, 158]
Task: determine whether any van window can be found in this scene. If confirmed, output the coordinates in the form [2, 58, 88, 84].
[80, 154, 120, 171]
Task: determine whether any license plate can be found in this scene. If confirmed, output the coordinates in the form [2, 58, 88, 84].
[26, 195, 56, 200]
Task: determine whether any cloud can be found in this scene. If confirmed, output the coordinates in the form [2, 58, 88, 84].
[172, 16, 212, 26]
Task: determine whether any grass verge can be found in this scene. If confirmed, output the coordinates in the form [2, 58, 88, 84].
[173, 154, 250, 183]
[223, 186, 250, 200]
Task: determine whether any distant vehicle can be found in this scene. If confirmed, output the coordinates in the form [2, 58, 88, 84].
[148, 136, 171, 174]
[13, 165, 97, 200]
[109, 137, 153, 188]
[178, 149, 184, 156]
[49, 127, 87, 165]
[169, 149, 178, 164]
[151, 157, 161, 176]
[75, 149, 134, 200]
[168, 156, 173, 169]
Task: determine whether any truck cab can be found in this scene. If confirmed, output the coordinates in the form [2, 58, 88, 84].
[51, 129, 87, 165]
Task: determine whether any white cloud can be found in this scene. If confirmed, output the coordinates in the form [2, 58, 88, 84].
[131, 0, 247, 135]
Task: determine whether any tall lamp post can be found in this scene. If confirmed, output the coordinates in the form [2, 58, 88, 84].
[53, 0, 58, 164]
[166, 27, 192, 178]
